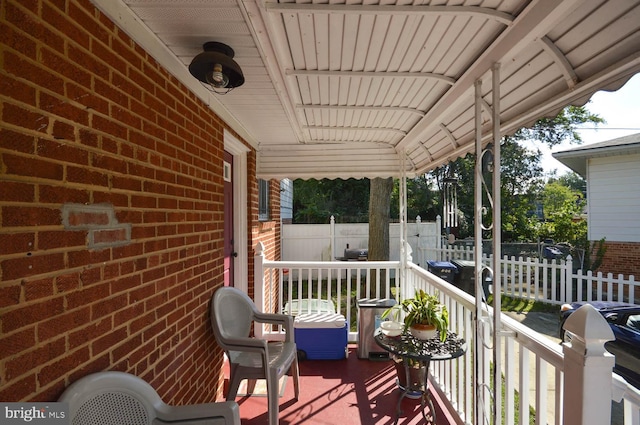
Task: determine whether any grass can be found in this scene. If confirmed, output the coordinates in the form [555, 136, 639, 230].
[282, 276, 396, 331]
[488, 294, 560, 314]
[282, 278, 560, 332]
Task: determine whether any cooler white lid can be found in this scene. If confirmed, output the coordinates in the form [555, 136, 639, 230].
[294, 313, 346, 328]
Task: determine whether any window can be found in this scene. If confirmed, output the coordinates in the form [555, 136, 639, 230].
[258, 179, 270, 221]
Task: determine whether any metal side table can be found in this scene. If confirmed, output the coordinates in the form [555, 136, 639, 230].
[375, 329, 466, 424]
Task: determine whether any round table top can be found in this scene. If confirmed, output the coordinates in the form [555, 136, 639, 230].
[374, 329, 466, 362]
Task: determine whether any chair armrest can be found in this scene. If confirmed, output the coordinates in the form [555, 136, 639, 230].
[254, 312, 294, 340]
[156, 400, 240, 424]
[219, 336, 268, 353]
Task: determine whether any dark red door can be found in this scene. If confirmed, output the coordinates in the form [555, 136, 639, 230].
[223, 151, 234, 286]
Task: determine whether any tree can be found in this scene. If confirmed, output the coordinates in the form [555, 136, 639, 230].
[429, 105, 602, 241]
[293, 178, 369, 223]
[368, 178, 393, 261]
[548, 172, 587, 198]
[390, 175, 441, 221]
[541, 182, 581, 221]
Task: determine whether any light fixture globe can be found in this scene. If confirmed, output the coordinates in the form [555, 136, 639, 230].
[189, 42, 244, 94]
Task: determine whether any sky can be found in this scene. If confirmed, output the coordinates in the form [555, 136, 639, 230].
[526, 73, 640, 175]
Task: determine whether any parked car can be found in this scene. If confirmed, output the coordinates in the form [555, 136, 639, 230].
[559, 301, 640, 389]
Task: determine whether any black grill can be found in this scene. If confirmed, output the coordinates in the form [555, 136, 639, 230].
[338, 246, 368, 261]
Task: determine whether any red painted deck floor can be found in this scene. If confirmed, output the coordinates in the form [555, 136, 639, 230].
[229, 345, 458, 425]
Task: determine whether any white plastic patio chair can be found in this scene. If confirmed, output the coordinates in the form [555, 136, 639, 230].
[58, 371, 240, 425]
[210, 286, 300, 425]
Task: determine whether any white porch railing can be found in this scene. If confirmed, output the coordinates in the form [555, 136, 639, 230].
[253, 243, 640, 425]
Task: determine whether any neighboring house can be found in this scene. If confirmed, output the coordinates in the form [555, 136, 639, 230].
[552, 133, 640, 277]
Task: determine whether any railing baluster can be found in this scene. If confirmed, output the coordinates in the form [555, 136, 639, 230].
[257, 257, 639, 425]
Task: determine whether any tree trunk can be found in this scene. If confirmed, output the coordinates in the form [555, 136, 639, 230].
[368, 177, 393, 260]
[367, 178, 393, 298]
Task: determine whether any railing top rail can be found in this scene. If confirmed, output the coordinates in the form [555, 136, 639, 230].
[501, 313, 564, 369]
[263, 260, 401, 268]
[408, 262, 564, 368]
[407, 262, 476, 310]
[613, 373, 640, 405]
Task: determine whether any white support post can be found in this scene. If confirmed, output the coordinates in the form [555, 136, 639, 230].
[473, 78, 489, 425]
[491, 63, 503, 425]
[562, 304, 616, 425]
[254, 241, 266, 338]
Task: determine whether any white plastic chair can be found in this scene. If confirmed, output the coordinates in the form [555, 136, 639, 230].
[210, 286, 300, 425]
[58, 371, 240, 425]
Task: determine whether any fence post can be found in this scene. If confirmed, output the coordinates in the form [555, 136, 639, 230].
[330, 215, 335, 260]
[436, 215, 442, 260]
[415, 215, 422, 265]
[565, 255, 573, 303]
[562, 303, 615, 425]
[254, 241, 266, 338]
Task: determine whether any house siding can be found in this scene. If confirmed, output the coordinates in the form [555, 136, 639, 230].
[0, 0, 277, 405]
[587, 153, 640, 276]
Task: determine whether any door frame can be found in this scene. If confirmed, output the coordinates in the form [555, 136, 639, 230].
[224, 129, 249, 293]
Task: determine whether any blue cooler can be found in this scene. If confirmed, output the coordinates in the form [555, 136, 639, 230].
[294, 313, 348, 360]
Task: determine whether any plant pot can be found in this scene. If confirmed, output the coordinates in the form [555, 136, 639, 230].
[393, 357, 427, 397]
[409, 323, 438, 340]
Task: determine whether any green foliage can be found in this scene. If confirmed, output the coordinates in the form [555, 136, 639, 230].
[390, 175, 441, 221]
[579, 237, 607, 271]
[537, 184, 586, 245]
[292, 178, 369, 223]
[542, 182, 579, 219]
[429, 105, 602, 241]
[431, 142, 545, 240]
[548, 172, 587, 198]
[511, 105, 604, 147]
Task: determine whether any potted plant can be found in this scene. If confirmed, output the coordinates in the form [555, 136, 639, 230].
[382, 289, 449, 342]
[380, 289, 450, 396]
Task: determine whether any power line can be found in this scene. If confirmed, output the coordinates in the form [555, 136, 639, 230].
[575, 127, 640, 130]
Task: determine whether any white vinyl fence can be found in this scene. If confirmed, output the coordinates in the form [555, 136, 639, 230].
[283, 217, 638, 305]
[282, 215, 441, 266]
[435, 245, 638, 305]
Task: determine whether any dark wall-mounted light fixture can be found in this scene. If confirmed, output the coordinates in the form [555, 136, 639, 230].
[189, 42, 244, 94]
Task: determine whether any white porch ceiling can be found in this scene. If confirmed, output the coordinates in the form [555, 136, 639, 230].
[92, 0, 640, 180]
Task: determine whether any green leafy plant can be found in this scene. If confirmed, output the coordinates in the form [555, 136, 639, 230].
[383, 289, 449, 341]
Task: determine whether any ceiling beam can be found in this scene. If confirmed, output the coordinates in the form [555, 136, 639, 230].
[296, 104, 425, 117]
[396, 0, 583, 152]
[266, 3, 514, 25]
[303, 126, 407, 136]
[287, 69, 456, 85]
[539, 36, 578, 89]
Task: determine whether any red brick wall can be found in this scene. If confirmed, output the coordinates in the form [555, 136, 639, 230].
[594, 241, 640, 278]
[0, 0, 270, 405]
